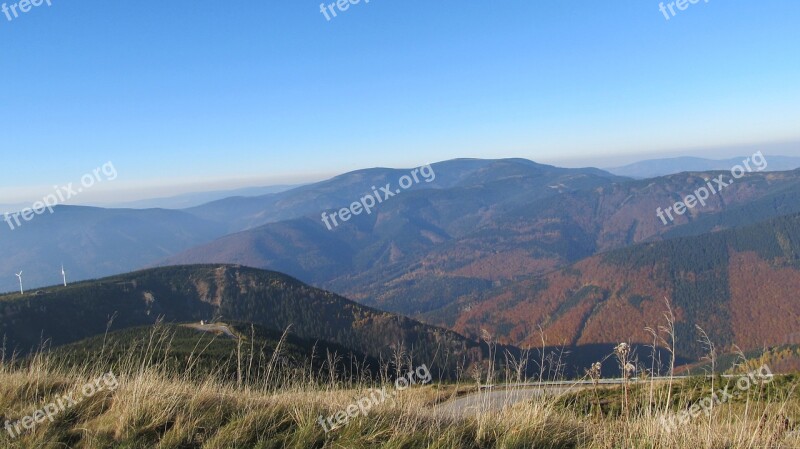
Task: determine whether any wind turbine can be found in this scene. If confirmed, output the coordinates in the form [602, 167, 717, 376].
[15, 271, 23, 295]
[61, 264, 67, 287]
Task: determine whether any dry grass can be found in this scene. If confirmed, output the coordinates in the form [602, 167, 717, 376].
[0, 323, 799, 448]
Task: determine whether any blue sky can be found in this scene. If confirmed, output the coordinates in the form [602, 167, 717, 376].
[1, 0, 799, 202]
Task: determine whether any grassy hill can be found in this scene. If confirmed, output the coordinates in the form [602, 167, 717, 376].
[0, 265, 502, 379]
[41, 322, 385, 386]
[0, 264, 689, 380]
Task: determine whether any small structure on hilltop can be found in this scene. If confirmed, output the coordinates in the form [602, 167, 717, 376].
[15, 271, 23, 295]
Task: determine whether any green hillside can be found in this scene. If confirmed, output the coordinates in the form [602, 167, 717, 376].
[44, 322, 383, 386]
[0, 265, 502, 379]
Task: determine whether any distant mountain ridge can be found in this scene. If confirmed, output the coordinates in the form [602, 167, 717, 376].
[183, 158, 624, 232]
[0, 158, 626, 293]
[606, 155, 800, 178]
[103, 184, 301, 209]
[166, 168, 800, 322]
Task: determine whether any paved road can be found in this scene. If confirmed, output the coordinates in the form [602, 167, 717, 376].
[435, 378, 686, 418]
[435, 384, 584, 418]
[182, 322, 238, 339]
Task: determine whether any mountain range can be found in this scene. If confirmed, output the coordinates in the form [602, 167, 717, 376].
[453, 211, 800, 359]
[3, 157, 800, 373]
[0, 159, 623, 293]
[165, 164, 800, 326]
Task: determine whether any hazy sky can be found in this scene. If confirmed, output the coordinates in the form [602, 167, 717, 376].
[1, 0, 799, 203]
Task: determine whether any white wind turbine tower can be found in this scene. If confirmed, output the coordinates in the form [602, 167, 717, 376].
[61, 264, 67, 287]
[15, 271, 23, 294]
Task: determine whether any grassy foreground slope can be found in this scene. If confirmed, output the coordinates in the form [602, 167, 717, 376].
[1, 338, 798, 449]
